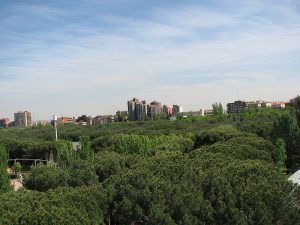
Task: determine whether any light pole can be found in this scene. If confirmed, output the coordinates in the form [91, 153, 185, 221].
[53, 114, 58, 141]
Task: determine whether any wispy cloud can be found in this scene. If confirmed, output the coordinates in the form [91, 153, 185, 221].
[0, 0, 299, 119]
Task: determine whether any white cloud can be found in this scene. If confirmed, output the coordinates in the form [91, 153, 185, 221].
[0, 2, 300, 119]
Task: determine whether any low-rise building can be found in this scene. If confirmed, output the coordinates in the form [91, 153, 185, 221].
[58, 117, 76, 125]
[0, 118, 10, 128]
[93, 115, 114, 125]
[271, 102, 286, 109]
[227, 101, 247, 114]
[204, 109, 214, 116]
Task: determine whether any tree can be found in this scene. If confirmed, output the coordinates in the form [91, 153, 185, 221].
[68, 160, 98, 187]
[76, 115, 88, 122]
[79, 136, 94, 161]
[295, 96, 300, 126]
[25, 163, 69, 192]
[274, 138, 287, 171]
[13, 162, 22, 174]
[212, 103, 224, 116]
[0, 144, 10, 194]
[55, 140, 76, 168]
[273, 111, 300, 171]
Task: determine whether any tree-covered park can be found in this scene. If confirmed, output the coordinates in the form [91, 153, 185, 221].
[0, 107, 300, 224]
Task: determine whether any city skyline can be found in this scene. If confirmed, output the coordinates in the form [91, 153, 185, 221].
[1, 0, 300, 120]
[1, 95, 298, 122]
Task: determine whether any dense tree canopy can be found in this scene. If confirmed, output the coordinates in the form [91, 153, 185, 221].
[0, 107, 300, 224]
[0, 144, 10, 194]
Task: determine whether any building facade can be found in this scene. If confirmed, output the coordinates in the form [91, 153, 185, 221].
[93, 115, 114, 125]
[127, 98, 147, 121]
[227, 101, 247, 114]
[14, 111, 32, 127]
[163, 105, 173, 117]
[0, 118, 10, 128]
[147, 101, 162, 118]
[172, 105, 183, 115]
[57, 117, 76, 125]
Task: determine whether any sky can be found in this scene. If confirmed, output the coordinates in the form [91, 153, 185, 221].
[1, 0, 300, 120]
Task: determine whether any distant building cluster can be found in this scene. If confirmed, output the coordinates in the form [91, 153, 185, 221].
[0, 95, 299, 128]
[226, 100, 287, 114]
[127, 98, 183, 121]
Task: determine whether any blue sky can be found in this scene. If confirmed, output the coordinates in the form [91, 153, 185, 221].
[1, 0, 300, 120]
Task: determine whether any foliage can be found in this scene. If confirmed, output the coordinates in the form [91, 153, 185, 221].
[274, 138, 287, 170]
[1, 108, 300, 224]
[1, 139, 55, 159]
[273, 111, 300, 171]
[68, 159, 98, 187]
[114, 134, 194, 155]
[194, 125, 255, 149]
[0, 144, 10, 194]
[79, 136, 94, 161]
[104, 152, 300, 225]
[76, 115, 88, 122]
[92, 135, 116, 152]
[25, 163, 69, 192]
[0, 185, 106, 225]
[13, 162, 22, 173]
[54, 140, 76, 168]
[212, 102, 224, 116]
[93, 151, 143, 183]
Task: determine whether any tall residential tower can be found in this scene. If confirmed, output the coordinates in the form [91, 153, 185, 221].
[127, 98, 147, 121]
[14, 111, 32, 127]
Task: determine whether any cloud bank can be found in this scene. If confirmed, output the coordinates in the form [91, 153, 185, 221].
[0, 0, 299, 119]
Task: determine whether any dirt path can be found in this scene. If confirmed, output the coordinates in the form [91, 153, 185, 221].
[10, 179, 23, 191]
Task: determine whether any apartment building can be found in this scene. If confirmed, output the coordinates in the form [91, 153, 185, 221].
[14, 111, 32, 127]
[93, 115, 114, 125]
[172, 105, 183, 115]
[147, 101, 162, 118]
[227, 101, 247, 114]
[163, 105, 173, 117]
[127, 98, 147, 121]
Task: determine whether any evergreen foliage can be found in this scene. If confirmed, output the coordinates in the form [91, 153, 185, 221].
[0, 108, 300, 224]
[0, 144, 10, 194]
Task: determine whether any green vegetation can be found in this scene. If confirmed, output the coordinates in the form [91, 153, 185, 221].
[0, 144, 10, 194]
[13, 162, 22, 173]
[212, 102, 224, 115]
[0, 107, 300, 224]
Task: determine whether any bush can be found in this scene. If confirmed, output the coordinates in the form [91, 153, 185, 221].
[25, 164, 69, 192]
[68, 160, 98, 187]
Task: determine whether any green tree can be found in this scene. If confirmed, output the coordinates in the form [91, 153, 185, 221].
[0, 185, 106, 225]
[274, 138, 287, 170]
[55, 140, 76, 168]
[0, 144, 10, 194]
[273, 111, 300, 171]
[212, 102, 224, 116]
[79, 136, 94, 161]
[25, 164, 69, 192]
[13, 162, 22, 173]
[76, 115, 88, 122]
[68, 160, 98, 187]
[295, 96, 300, 126]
